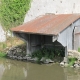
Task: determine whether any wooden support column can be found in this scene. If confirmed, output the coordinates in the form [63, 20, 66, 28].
[26, 34, 31, 55]
[64, 46, 68, 63]
[41, 35, 44, 48]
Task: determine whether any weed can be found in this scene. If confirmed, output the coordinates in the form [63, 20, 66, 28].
[32, 47, 65, 63]
[78, 47, 80, 52]
[68, 58, 77, 67]
[0, 52, 7, 58]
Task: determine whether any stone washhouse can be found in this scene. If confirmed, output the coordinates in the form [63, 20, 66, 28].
[11, 14, 80, 61]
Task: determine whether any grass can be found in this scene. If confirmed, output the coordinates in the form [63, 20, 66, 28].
[78, 47, 80, 52]
[0, 52, 7, 58]
[0, 37, 24, 52]
[68, 58, 77, 67]
[0, 36, 24, 59]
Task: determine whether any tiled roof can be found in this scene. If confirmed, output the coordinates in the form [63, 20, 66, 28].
[11, 14, 80, 35]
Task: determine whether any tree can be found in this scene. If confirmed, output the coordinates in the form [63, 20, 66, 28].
[0, 0, 31, 31]
[0, 0, 32, 48]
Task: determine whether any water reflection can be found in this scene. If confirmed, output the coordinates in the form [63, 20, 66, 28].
[64, 68, 80, 80]
[0, 58, 27, 80]
[0, 58, 80, 80]
[0, 64, 5, 80]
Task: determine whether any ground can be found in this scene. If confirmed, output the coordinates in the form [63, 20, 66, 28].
[0, 37, 24, 52]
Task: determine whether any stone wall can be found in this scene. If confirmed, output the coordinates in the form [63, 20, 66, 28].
[7, 44, 80, 67]
[68, 50, 80, 59]
[60, 50, 80, 68]
[24, 0, 80, 23]
[7, 45, 54, 63]
[0, 24, 6, 42]
[7, 45, 26, 60]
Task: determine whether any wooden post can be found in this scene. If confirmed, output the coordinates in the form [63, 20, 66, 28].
[26, 34, 31, 55]
[64, 46, 68, 63]
[41, 35, 44, 48]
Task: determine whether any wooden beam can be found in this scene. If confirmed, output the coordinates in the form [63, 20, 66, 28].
[26, 34, 31, 55]
[64, 46, 68, 63]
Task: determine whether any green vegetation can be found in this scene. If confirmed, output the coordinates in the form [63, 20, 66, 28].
[0, 0, 31, 30]
[0, 37, 24, 53]
[78, 47, 80, 52]
[32, 48, 54, 61]
[68, 58, 77, 67]
[31, 47, 65, 63]
[0, 0, 32, 52]
[0, 52, 7, 58]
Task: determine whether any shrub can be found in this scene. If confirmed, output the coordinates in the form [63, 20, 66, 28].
[0, 0, 31, 30]
[0, 52, 7, 58]
[31, 47, 65, 62]
[68, 58, 77, 67]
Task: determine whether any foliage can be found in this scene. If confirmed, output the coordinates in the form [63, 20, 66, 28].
[2, 43, 7, 49]
[31, 47, 65, 63]
[32, 48, 54, 60]
[78, 47, 80, 52]
[0, 0, 31, 30]
[68, 58, 77, 67]
[0, 52, 7, 58]
[54, 48, 65, 57]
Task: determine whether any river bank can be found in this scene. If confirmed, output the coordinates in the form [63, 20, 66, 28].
[6, 44, 80, 68]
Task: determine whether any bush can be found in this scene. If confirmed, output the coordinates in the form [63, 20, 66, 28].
[31, 47, 65, 62]
[0, 52, 7, 58]
[54, 48, 65, 57]
[68, 58, 77, 67]
[0, 0, 31, 30]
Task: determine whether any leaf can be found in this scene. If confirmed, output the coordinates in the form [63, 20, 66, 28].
[0, 0, 31, 30]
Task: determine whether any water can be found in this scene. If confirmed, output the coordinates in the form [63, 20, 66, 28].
[0, 58, 80, 80]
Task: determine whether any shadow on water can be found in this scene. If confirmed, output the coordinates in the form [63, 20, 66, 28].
[0, 58, 80, 80]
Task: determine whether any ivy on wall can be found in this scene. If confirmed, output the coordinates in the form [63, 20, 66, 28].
[0, 0, 31, 30]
